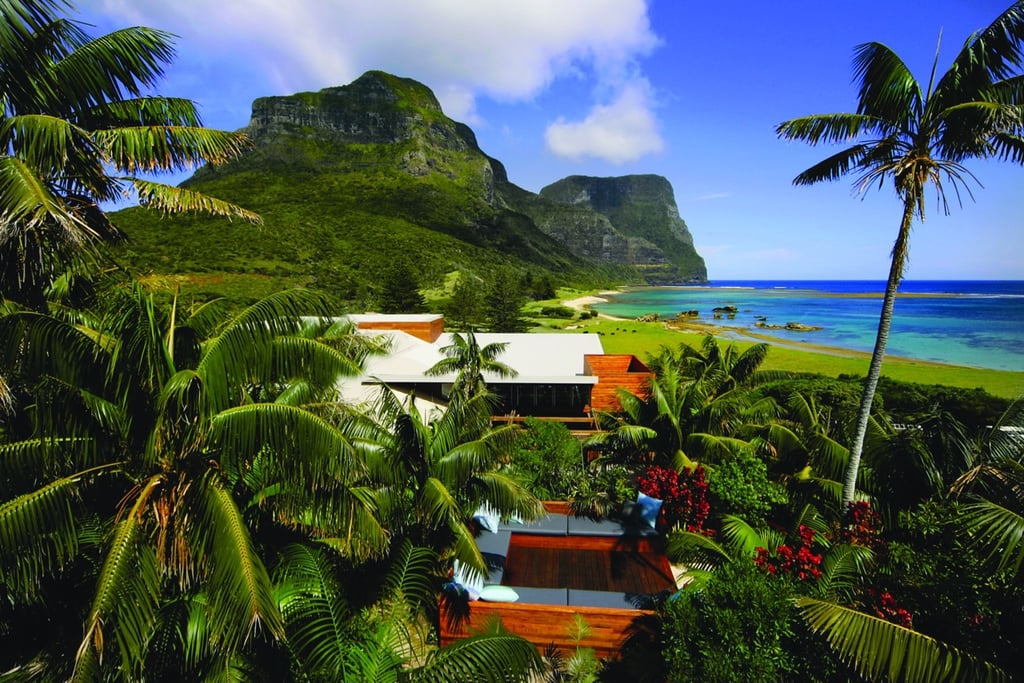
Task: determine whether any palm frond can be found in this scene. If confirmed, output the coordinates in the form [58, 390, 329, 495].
[209, 402, 368, 485]
[414, 628, 542, 683]
[81, 96, 202, 128]
[1, 113, 102, 179]
[97, 126, 252, 174]
[792, 143, 873, 185]
[74, 475, 162, 681]
[0, 154, 92, 243]
[935, 2, 1024, 100]
[471, 472, 544, 521]
[197, 290, 331, 408]
[274, 543, 353, 678]
[379, 540, 442, 621]
[852, 42, 923, 127]
[416, 474, 463, 528]
[131, 179, 260, 223]
[664, 529, 731, 570]
[776, 114, 880, 146]
[718, 514, 782, 558]
[960, 499, 1024, 579]
[0, 434, 98, 479]
[816, 544, 875, 600]
[189, 473, 285, 654]
[796, 596, 1009, 683]
[0, 468, 94, 598]
[49, 25, 176, 110]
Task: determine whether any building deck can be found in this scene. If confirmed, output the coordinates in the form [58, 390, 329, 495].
[504, 539, 675, 594]
[440, 531, 676, 659]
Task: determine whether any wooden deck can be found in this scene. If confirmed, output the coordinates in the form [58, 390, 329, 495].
[504, 538, 674, 593]
[440, 530, 675, 659]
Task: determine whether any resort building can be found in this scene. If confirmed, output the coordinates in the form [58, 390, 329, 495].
[341, 313, 653, 423]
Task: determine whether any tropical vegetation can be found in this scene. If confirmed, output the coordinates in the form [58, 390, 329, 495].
[2, 1, 1023, 681]
[776, 1, 1024, 510]
[0, 0, 258, 312]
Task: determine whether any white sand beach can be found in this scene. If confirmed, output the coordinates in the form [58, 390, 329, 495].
[561, 290, 623, 310]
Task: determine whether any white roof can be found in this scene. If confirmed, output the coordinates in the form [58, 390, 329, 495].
[357, 330, 603, 385]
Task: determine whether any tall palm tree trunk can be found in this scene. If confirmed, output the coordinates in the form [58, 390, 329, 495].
[841, 197, 916, 510]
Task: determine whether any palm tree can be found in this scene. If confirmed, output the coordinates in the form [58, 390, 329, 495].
[950, 398, 1024, 582]
[1, 0, 258, 311]
[588, 339, 777, 470]
[0, 284, 384, 678]
[275, 540, 543, 682]
[365, 388, 541, 577]
[776, 3, 1024, 511]
[425, 331, 518, 404]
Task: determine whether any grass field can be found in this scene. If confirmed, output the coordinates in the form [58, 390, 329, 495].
[527, 309, 1024, 400]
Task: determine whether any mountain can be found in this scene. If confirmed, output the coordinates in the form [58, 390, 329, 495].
[537, 175, 706, 283]
[110, 71, 706, 303]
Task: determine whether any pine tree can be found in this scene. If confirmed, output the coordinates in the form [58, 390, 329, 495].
[485, 269, 528, 332]
[378, 262, 426, 313]
[444, 273, 484, 330]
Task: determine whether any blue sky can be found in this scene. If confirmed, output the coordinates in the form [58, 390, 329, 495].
[75, 0, 1022, 280]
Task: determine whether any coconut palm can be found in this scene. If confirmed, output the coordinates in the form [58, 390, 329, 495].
[0, 0, 258, 311]
[776, 3, 1024, 510]
[425, 331, 518, 404]
[365, 388, 541, 577]
[0, 284, 384, 678]
[588, 340, 777, 470]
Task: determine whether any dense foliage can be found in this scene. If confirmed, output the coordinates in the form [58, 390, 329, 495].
[509, 417, 585, 500]
[2, 2, 1022, 681]
[777, 0, 1024, 511]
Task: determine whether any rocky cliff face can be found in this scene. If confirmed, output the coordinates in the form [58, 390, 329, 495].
[146, 71, 706, 298]
[537, 175, 707, 283]
[244, 71, 706, 283]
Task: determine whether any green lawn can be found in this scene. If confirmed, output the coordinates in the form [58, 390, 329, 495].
[529, 316, 1024, 400]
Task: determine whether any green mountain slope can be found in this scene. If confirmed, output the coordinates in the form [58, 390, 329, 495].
[111, 71, 701, 304]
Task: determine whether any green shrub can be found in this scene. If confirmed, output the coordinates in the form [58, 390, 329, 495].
[568, 465, 633, 519]
[660, 562, 795, 682]
[538, 305, 576, 319]
[509, 417, 584, 500]
[705, 450, 787, 526]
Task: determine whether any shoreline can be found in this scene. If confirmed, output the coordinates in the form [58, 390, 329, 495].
[559, 290, 990, 370]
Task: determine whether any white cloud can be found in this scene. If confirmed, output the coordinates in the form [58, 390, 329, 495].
[544, 82, 663, 163]
[694, 192, 732, 201]
[82, 0, 659, 123]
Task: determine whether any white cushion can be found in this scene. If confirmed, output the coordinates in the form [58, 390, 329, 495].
[479, 585, 519, 602]
[473, 504, 500, 533]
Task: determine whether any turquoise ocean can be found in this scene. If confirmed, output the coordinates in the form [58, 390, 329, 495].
[592, 281, 1024, 372]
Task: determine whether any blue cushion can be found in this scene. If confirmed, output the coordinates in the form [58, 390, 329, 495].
[635, 492, 663, 528]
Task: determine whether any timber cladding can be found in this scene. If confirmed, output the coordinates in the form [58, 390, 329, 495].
[583, 354, 653, 412]
[354, 317, 445, 342]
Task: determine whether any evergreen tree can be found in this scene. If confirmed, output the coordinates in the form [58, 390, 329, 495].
[485, 268, 528, 332]
[444, 273, 484, 331]
[378, 262, 426, 313]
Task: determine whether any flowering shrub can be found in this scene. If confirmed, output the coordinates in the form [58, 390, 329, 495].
[864, 588, 913, 628]
[842, 501, 885, 551]
[636, 465, 710, 532]
[753, 525, 823, 582]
